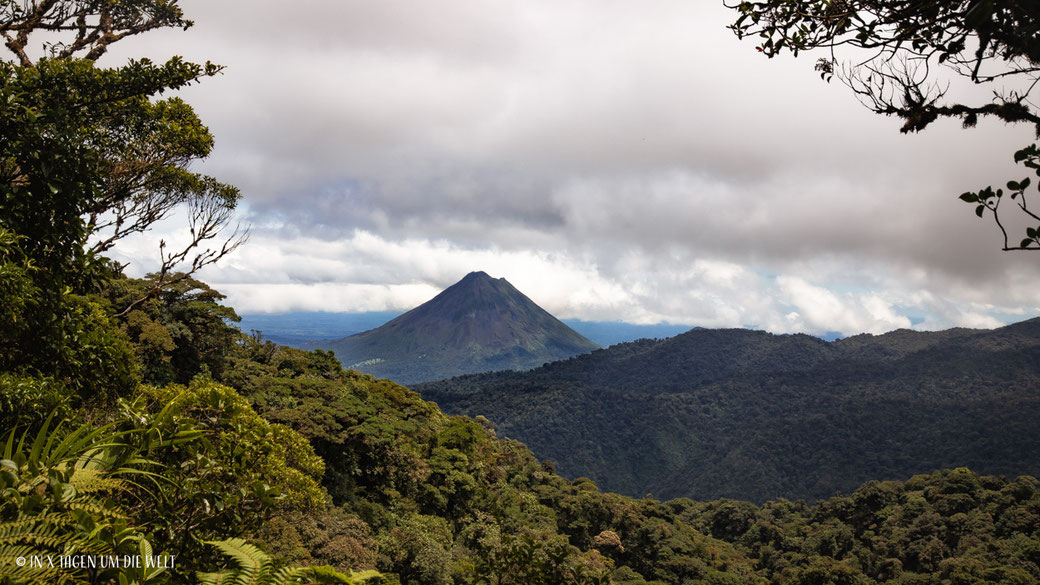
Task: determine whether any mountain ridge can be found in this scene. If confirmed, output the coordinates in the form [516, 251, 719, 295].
[416, 317, 1040, 502]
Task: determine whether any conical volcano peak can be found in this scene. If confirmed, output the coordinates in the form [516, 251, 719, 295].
[451, 271, 499, 291]
[454, 271, 508, 290]
[316, 272, 600, 385]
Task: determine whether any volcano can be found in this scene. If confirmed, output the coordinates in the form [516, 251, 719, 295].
[316, 271, 600, 385]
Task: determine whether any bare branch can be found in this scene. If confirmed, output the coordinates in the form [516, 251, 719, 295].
[114, 214, 248, 318]
[1, 0, 192, 65]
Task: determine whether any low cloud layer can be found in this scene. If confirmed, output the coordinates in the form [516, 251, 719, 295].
[104, 0, 1040, 336]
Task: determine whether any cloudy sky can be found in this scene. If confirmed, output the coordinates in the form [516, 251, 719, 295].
[102, 0, 1040, 336]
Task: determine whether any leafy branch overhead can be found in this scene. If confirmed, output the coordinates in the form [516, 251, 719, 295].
[726, 0, 1040, 249]
[959, 144, 1040, 249]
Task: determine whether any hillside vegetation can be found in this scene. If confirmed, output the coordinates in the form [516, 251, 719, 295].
[417, 323, 1040, 502]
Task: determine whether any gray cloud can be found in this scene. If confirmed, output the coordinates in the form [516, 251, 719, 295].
[103, 0, 1040, 334]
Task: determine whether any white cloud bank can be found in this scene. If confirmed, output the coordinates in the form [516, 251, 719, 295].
[145, 227, 1029, 337]
[99, 0, 1040, 337]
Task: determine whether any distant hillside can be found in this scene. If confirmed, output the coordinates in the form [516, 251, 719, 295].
[416, 318, 1040, 502]
[313, 271, 600, 384]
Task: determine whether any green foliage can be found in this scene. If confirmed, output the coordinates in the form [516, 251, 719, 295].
[682, 469, 1040, 585]
[0, 291, 139, 424]
[101, 273, 242, 385]
[222, 346, 760, 584]
[0, 230, 34, 341]
[468, 532, 612, 585]
[0, 374, 334, 582]
[377, 514, 454, 585]
[118, 380, 328, 572]
[49, 294, 140, 402]
[0, 3, 377, 584]
[0, 414, 170, 585]
[0, 401, 361, 585]
[0, 231, 138, 420]
[0, 0, 239, 412]
[0, 374, 73, 431]
[256, 507, 378, 573]
[0, 55, 220, 288]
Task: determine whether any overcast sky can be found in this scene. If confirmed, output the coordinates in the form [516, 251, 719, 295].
[101, 0, 1040, 336]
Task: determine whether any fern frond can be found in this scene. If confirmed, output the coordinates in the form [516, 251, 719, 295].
[2, 532, 89, 550]
[68, 467, 127, 495]
[199, 539, 366, 585]
[269, 565, 317, 585]
[0, 514, 71, 536]
[204, 537, 271, 585]
[27, 411, 62, 469]
[347, 569, 384, 584]
[64, 500, 128, 518]
[0, 517, 92, 552]
[197, 570, 234, 585]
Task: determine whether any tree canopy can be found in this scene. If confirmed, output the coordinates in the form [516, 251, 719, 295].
[0, 0, 246, 392]
[726, 0, 1040, 250]
[0, 0, 245, 313]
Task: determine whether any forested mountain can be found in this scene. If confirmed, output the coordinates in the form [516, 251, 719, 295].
[312, 271, 600, 384]
[417, 320, 1040, 502]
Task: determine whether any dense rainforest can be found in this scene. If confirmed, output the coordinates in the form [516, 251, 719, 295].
[2, 2, 1039, 584]
[417, 324, 1040, 502]
[4, 267, 1040, 585]
[5, 267, 1040, 585]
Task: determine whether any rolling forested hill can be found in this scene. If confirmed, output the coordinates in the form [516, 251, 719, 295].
[417, 319, 1040, 502]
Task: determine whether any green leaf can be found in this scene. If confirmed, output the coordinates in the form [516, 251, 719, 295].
[959, 192, 978, 202]
[975, 205, 985, 217]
